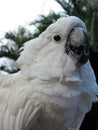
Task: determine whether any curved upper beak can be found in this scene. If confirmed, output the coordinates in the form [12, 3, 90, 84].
[65, 27, 89, 67]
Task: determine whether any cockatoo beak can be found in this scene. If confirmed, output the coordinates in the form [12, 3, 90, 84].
[65, 27, 89, 67]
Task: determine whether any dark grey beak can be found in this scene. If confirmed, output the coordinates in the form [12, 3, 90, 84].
[65, 27, 89, 67]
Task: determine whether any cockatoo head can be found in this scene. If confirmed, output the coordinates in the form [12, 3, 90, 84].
[15, 16, 89, 81]
[40, 16, 89, 67]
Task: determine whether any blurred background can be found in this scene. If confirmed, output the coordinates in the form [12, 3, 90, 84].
[0, 0, 98, 129]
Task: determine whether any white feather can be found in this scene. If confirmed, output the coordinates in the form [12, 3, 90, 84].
[0, 16, 98, 130]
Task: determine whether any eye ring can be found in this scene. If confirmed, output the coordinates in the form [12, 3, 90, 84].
[53, 34, 61, 42]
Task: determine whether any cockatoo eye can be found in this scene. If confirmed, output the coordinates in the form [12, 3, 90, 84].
[53, 34, 61, 42]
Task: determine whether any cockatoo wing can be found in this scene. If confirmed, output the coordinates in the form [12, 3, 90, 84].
[0, 73, 41, 130]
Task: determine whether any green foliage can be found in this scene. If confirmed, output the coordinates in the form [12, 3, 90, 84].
[5, 26, 34, 49]
[91, 12, 98, 52]
[30, 11, 62, 37]
[0, 26, 34, 73]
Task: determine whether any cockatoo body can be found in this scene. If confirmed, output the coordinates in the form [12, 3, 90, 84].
[0, 16, 98, 130]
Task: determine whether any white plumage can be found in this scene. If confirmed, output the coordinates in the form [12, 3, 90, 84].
[0, 16, 98, 130]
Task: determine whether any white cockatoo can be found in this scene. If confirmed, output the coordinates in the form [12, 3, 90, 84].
[0, 16, 98, 130]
